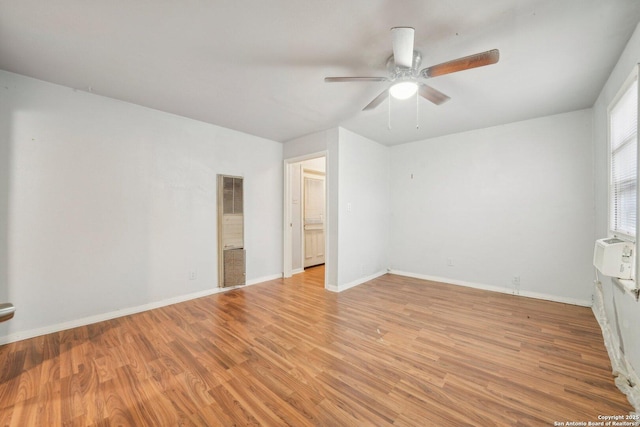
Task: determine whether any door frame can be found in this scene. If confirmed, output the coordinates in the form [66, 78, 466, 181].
[283, 152, 328, 284]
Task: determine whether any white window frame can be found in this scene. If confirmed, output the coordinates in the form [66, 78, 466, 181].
[608, 66, 639, 243]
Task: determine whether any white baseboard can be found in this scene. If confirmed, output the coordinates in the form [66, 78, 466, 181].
[326, 270, 387, 293]
[291, 268, 304, 276]
[388, 270, 592, 307]
[247, 273, 282, 286]
[0, 273, 283, 345]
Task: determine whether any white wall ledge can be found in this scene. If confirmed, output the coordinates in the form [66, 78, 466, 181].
[613, 277, 640, 301]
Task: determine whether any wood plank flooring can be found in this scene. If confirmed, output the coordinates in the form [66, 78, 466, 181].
[0, 266, 633, 426]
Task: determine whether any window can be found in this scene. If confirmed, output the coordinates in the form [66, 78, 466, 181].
[609, 71, 638, 239]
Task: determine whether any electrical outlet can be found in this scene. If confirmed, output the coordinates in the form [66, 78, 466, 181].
[189, 271, 197, 280]
[447, 258, 454, 267]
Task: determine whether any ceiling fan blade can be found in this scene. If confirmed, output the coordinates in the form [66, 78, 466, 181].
[420, 49, 500, 78]
[419, 84, 450, 105]
[363, 89, 389, 111]
[391, 27, 415, 68]
[324, 77, 388, 82]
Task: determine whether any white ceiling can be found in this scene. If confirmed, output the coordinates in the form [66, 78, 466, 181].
[1, 1, 639, 146]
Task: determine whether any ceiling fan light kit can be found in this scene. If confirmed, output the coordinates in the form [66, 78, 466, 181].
[324, 26, 500, 113]
[389, 81, 418, 99]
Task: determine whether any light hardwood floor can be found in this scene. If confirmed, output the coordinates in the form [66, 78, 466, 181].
[0, 266, 633, 426]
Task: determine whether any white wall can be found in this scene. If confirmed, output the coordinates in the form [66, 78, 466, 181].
[389, 109, 595, 305]
[283, 129, 336, 159]
[0, 70, 283, 343]
[335, 128, 390, 290]
[593, 22, 640, 394]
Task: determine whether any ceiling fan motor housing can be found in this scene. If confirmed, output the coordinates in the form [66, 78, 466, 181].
[386, 51, 422, 82]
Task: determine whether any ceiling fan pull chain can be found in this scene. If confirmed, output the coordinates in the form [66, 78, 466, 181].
[388, 92, 392, 130]
[416, 90, 420, 129]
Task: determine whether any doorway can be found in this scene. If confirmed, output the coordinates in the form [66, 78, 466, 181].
[303, 169, 325, 268]
[283, 154, 328, 286]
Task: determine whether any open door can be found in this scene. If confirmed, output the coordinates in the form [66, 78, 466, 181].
[303, 170, 325, 268]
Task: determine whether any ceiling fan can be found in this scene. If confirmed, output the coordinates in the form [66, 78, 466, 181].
[325, 27, 500, 111]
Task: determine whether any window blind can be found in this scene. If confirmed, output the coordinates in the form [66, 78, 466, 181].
[610, 77, 638, 237]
